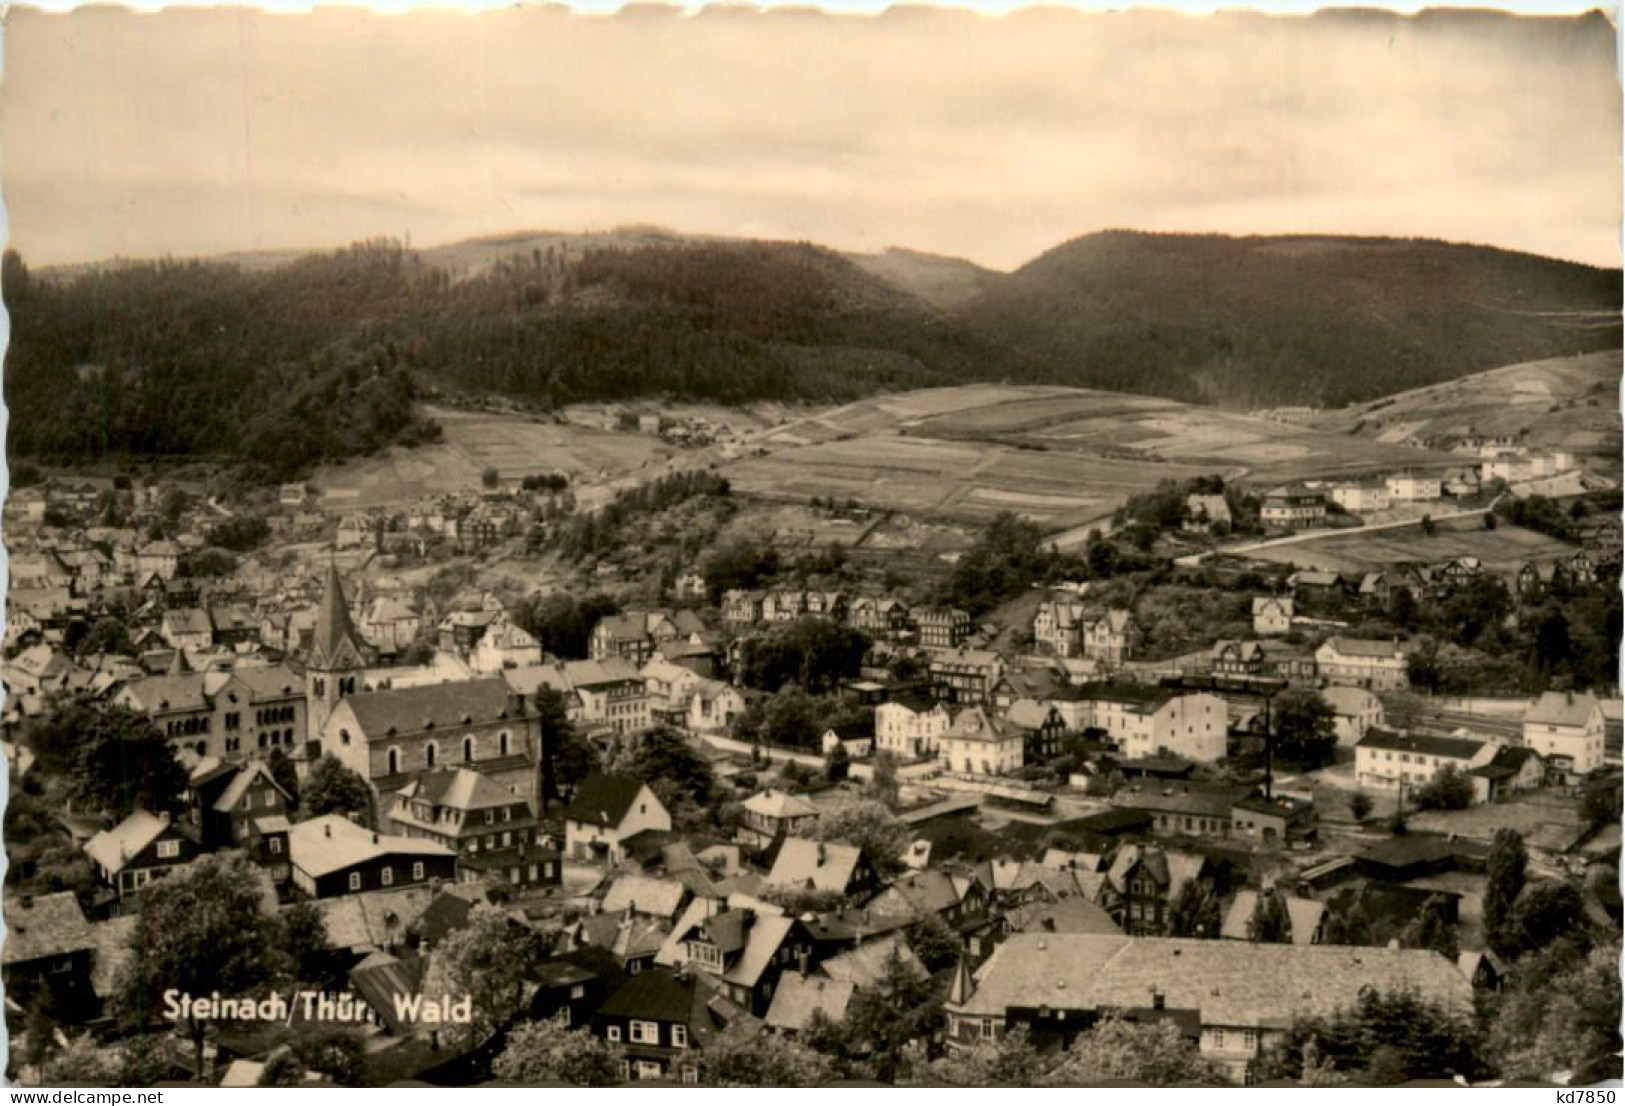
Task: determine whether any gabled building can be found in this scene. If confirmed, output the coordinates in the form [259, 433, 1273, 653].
[1354, 729, 1489, 794]
[766, 838, 881, 898]
[928, 647, 1006, 706]
[916, 607, 973, 650]
[1103, 843, 1207, 935]
[1251, 597, 1294, 637]
[1314, 637, 1410, 691]
[874, 693, 951, 759]
[939, 706, 1025, 777]
[593, 967, 747, 1082]
[85, 809, 198, 902]
[1523, 690, 1607, 781]
[739, 789, 820, 849]
[562, 774, 673, 866]
[187, 758, 294, 859]
[3, 892, 98, 1022]
[470, 615, 543, 674]
[388, 766, 555, 891]
[1220, 889, 1326, 945]
[1260, 485, 1326, 530]
[287, 815, 457, 900]
[559, 659, 649, 736]
[656, 901, 817, 1015]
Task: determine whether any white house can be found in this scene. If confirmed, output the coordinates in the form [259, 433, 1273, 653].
[1523, 691, 1607, 781]
[1251, 597, 1294, 637]
[687, 680, 747, 734]
[875, 694, 951, 759]
[470, 615, 544, 674]
[1385, 472, 1442, 502]
[939, 706, 1025, 777]
[1329, 482, 1391, 514]
[1321, 685, 1384, 746]
[1354, 729, 1490, 795]
[561, 773, 672, 865]
[1069, 685, 1228, 763]
[1314, 637, 1410, 691]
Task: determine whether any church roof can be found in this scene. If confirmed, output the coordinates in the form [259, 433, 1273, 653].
[311, 560, 369, 670]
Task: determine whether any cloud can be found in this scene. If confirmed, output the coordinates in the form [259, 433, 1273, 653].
[3, 4, 1618, 269]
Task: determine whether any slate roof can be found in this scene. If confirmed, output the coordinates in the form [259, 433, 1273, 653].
[559, 658, 643, 689]
[398, 767, 524, 814]
[595, 967, 739, 1045]
[767, 839, 865, 893]
[602, 874, 689, 920]
[3, 892, 96, 965]
[765, 973, 855, 1032]
[817, 933, 926, 989]
[1220, 891, 1326, 945]
[563, 774, 650, 829]
[1003, 894, 1122, 937]
[1527, 691, 1602, 729]
[741, 789, 819, 821]
[288, 815, 454, 879]
[951, 933, 1473, 1026]
[342, 678, 521, 739]
[1357, 728, 1485, 761]
[84, 809, 175, 874]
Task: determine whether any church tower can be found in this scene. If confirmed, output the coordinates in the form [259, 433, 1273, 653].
[308, 559, 372, 737]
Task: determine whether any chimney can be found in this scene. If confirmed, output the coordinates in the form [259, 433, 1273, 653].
[1151, 988, 1166, 1011]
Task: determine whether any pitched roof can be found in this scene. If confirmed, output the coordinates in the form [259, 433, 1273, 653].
[1003, 894, 1122, 938]
[84, 809, 175, 873]
[562, 774, 650, 829]
[818, 933, 927, 989]
[767, 838, 865, 893]
[1220, 891, 1326, 945]
[765, 972, 855, 1031]
[288, 815, 454, 879]
[311, 560, 369, 669]
[1321, 636, 1408, 660]
[1357, 728, 1485, 761]
[3, 892, 96, 964]
[398, 767, 526, 814]
[596, 968, 734, 1041]
[341, 678, 521, 739]
[559, 658, 643, 689]
[741, 789, 819, 821]
[951, 934, 1473, 1026]
[1526, 691, 1602, 728]
[214, 762, 291, 813]
[602, 874, 689, 919]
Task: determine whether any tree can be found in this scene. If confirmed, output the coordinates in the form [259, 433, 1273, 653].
[422, 905, 549, 1050]
[1247, 889, 1292, 943]
[1320, 894, 1375, 947]
[1490, 940, 1621, 1081]
[904, 914, 963, 973]
[921, 1024, 1040, 1086]
[301, 755, 374, 822]
[1043, 1015, 1228, 1086]
[865, 750, 901, 809]
[825, 742, 851, 783]
[1412, 765, 1473, 811]
[943, 512, 1060, 615]
[1399, 894, 1459, 960]
[621, 727, 716, 809]
[69, 704, 189, 819]
[532, 685, 575, 810]
[115, 854, 285, 1075]
[813, 800, 910, 877]
[1420, 514, 1437, 537]
[257, 1051, 308, 1087]
[1484, 828, 1528, 959]
[1270, 689, 1338, 770]
[267, 747, 301, 809]
[818, 950, 942, 1083]
[1348, 793, 1373, 822]
[755, 686, 821, 751]
[1503, 882, 1590, 959]
[280, 901, 346, 992]
[494, 1020, 624, 1086]
[39, 1035, 123, 1087]
[77, 616, 134, 658]
[699, 1029, 833, 1086]
[1166, 879, 1223, 939]
[1257, 988, 1485, 1085]
[482, 466, 500, 489]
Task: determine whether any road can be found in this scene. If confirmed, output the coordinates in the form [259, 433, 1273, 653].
[1216, 495, 1504, 557]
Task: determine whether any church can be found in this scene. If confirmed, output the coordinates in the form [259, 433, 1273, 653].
[303, 562, 542, 808]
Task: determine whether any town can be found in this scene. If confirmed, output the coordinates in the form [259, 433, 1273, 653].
[2, 410, 1620, 1089]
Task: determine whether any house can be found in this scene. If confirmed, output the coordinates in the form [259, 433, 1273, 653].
[601, 874, 690, 923]
[358, 597, 422, 657]
[1329, 482, 1391, 514]
[1111, 783, 1247, 840]
[318, 677, 538, 803]
[1006, 699, 1069, 763]
[470, 615, 543, 674]
[820, 720, 874, 759]
[135, 540, 182, 580]
[3, 892, 99, 1021]
[187, 759, 294, 868]
[939, 706, 1026, 777]
[764, 973, 855, 1035]
[849, 596, 912, 641]
[721, 590, 766, 627]
[641, 657, 705, 720]
[1314, 637, 1410, 691]
[686, 679, 746, 734]
[1070, 684, 1228, 763]
[656, 902, 817, 1015]
[1468, 745, 1547, 803]
[1322, 685, 1384, 746]
[1210, 640, 1266, 678]
[160, 608, 214, 653]
[593, 967, 747, 1082]
[560, 659, 650, 736]
[1386, 472, 1442, 502]
[867, 867, 989, 928]
[85, 809, 199, 902]
[1260, 484, 1326, 530]
[561, 908, 669, 977]
[1354, 729, 1489, 794]
[287, 815, 457, 900]
[767, 838, 881, 898]
[388, 767, 556, 892]
[1081, 610, 1141, 667]
[1219, 890, 1326, 945]
[591, 610, 691, 665]
[944, 933, 1473, 1083]
[916, 606, 973, 650]
[1184, 494, 1232, 533]
[739, 790, 820, 849]
[562, 774, 673, 866]
[1523, 691, 1607, 782]
[1102, 843, 1207, 935]
[1230, 793, 1316, 845]
[335, 515, 376, 551]
[928, 647, 1006, 705]
[874, 694, 951, 759]
[1251, 597, 1294, 637]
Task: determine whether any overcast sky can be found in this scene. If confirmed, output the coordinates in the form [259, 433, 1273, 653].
[3, 5, 1619, 271]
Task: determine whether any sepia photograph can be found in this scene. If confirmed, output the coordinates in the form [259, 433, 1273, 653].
[0, 1, 1621, 1088]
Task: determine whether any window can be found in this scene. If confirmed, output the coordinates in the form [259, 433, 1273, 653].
[499, 732, 510, 756]
[425, 743, 437, 768]
[570, 985, 586, 1000]
[387, 748, 399, 774]
[1242, 1030, 1257, 1050]
[413, 862, 425, 880]
[672, 1025, 688, 1048]
[607, 1026, 622, 1042]
[556, 1007, 572, 1027]
[349, 872, 362, 891]
[381, 866, 395, 886]
[1213, 1029, 1226, 1048]
[463, 737, 474, 762]
[981, 1018, 996, 1040]
[269, 838, 282, 854]
[156, 840, 181, 859]
[630, 1020, 659, 1045]
[340, 729, 351, 746]
[485, 810, 496, 825]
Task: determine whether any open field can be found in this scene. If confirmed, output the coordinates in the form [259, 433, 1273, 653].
[1306, 350, 1623, 466]
[310, 405, 675, 509]
[1242, 515, 1579, 575]
[724, 384, 1460, 532]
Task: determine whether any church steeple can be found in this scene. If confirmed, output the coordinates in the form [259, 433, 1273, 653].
[308, 557, 371, 735]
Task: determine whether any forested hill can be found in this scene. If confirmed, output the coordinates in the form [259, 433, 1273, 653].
[957, 231, 1623, 408]
[3, 240, 1011, 480]
[6, 230, 1621, 481]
